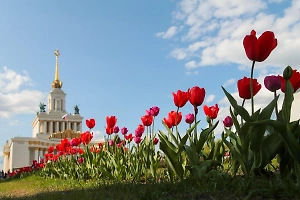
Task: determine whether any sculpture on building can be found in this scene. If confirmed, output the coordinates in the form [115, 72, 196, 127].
[74, 105, 80, 114]
[39, 102, 46, 112]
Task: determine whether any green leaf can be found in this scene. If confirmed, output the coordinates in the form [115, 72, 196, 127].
[158, 130, 177, 152]
[184, 145, 199, 165]
[257, 131, 283, 169]
[281, 80, 294, 123]
[222, 132, 249, 177]
[196, 121, 219, 153]
[249, 96, 278, 152]
[253, 119, 300, 163]
[230, 107, 241, 134]
[222, 86, 252, 122]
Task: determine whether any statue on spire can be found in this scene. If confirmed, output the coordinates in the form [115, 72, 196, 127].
[52, 49, 63, 89]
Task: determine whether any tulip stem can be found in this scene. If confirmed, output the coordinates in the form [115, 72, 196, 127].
[274, 91, 279, 119]
[241, 99, 246, 126]
[152, 117, 155, 140]
[250, 60, 255, 115]
[176, 107, 179, 141]
[194, 107, 197, 143]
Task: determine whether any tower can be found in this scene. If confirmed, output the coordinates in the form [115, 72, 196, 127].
[48, 50, 66, 113]
[31, 50, 83, 139]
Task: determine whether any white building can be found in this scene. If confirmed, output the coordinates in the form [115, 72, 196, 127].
[291, 91, 300, 121]
[2, 50, 103, 172]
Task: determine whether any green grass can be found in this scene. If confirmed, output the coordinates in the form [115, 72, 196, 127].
[1, 170, 299, 200]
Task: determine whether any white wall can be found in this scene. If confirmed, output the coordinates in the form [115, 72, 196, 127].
[11, 141, 30, 170]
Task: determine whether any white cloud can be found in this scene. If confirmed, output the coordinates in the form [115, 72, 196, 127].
[156, 26, 179, 39]
[0, 67, 32, 93]
[161, 0, 300, 72]
[185, 71, 198, 76]
[223, 78, 236, 87]
[159, 0, 300, 138]
[92, 130, 105, 140]
[0, 67, 46, 118]
[170, 48, 188, 60]
[268, 0, 285, 3]
[185, 60, 198, 69]
[206, 94, 215, 103]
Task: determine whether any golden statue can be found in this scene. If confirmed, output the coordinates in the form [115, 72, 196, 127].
[48, 129, 81, 140]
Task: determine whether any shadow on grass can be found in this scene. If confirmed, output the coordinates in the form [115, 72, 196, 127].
[0, 172, 298, 200]
[0, 179, 218, 200]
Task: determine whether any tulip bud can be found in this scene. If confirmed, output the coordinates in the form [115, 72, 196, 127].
[283, 66, 293, 80]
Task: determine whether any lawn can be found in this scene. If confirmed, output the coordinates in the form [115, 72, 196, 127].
[1, 171, 299, 200]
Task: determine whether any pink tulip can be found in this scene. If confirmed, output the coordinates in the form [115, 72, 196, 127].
[153, 137, 159, 145]
[113, 126, 120, 133]
[109, 140, 114, 146]
[223, 116, 233, 127]
[185, 113, 194, 124]
[264, 75, 281, 92]
[150, 106, 160, 116]
[145, 109, 152, 116]
[134, 136, 142, 144]
[78, 157, 84, 164]
[121, 127, 128, 135]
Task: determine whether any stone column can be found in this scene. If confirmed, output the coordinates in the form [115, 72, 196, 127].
[62, 122, 65, 131]
[39, 148, 43, 162]
[43, 121, 47, 134]
[3, 152, 9, 173]
[34, 147, 39, 161]
[56, 122, 59, 132]
[67, 122, 71, 129]
[50, 122, 53, 134]
[74, 122, 77, 132]
[78, 123, 82, 132]
[38, 121, 41, 133]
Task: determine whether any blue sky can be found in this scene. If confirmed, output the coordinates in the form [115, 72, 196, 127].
[1, 0, 299, 169]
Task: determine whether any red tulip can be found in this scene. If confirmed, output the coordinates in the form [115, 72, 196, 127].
[243, 30, 277, 62]
[141, 115, 153, 126]
[203, 104, 219, 119]
[135, 124, 145, 137]
[188, 86, 206, 107]
[86, 118, 96, 129]
[172, 90, 189, 108]
[80, 131, 93, 145]
[237, 77, 261, 99]
[163, 117, 173, 129]
[48, 146, 54, 153]
[106, 127, 113, 135]
[279, 69, 300, 93]
[106, 116, 117, 128]
[124, 133, 133, 142]
[168, 111, 182, 126]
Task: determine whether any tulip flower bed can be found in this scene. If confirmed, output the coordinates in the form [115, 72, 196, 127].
[2, 30, 300, 199]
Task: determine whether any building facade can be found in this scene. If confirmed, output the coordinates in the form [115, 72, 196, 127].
[2, 50, 103, 172]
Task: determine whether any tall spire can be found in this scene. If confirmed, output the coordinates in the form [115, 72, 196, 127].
[52, 49, 63, 89]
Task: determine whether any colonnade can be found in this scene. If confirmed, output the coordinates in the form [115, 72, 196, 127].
[37, 121, 82, 134]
